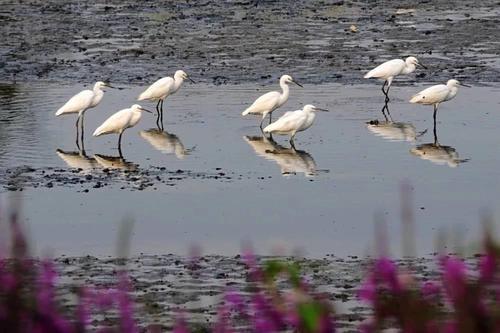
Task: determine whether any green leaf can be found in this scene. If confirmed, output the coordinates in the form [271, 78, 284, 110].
[298, 302, 321, 332]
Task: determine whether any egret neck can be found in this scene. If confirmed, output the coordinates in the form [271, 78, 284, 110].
[173, 75, 185, 94]
[91, 83, 105, 107]
[446, 81, 459, 101]
[278, 78, 290, 106]
[402, 59, 417, 75]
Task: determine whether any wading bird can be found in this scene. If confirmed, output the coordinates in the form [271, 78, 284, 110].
[409, 79, 469, 123]
[93, 104, 152, 155]
[55, 81, 112, 149]
[263, 104, 327, 149]
[242, 75, 303, 129]
[364, 57, 426, 101]
[138, 70, 195, 130]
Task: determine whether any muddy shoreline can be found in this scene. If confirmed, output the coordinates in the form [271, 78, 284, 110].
[53, 254, 442, 331]
[2, 0, 500, 85]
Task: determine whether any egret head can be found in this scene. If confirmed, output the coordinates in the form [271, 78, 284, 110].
[95, 81, 113, 89]
[447, 79, 470, 88]
[280, 75, 303, 87]
[175, 70, 195, 83]
[303, 104, 329, 112]
[405, 56, 427, 69]
[131, 104, 153, 113]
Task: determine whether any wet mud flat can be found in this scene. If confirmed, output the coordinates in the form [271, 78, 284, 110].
[0, 164, 239, 192]
[1, 0, 500, 85]
[53, 254, 442, 331]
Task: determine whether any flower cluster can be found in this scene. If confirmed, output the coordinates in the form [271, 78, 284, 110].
[0, 217, 138, 333]
[358, 234, 500, 332]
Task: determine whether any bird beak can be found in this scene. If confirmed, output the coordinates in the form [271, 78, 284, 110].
[140, 107, 153, 113]
[417, 62, 427, 69]
[292, 80, 303, 88]
[105, 83, 116, 88]
[315, 108, 329, 112]
[187, 76, 196, 84]
[459, 83, 471, 88]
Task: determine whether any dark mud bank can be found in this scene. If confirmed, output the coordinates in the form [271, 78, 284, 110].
[0, 164, 236, 192]
[55, 254, 440, 331]
[1, 0, 499, 85]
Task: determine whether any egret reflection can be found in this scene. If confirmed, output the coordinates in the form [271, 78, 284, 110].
[139, 128, 187, 159]
[93, 154, 138, 170]
[56, 149, 97, 170]
[410, 118, 468, 168]
[366, 103, 418, 142]
[367, 120, 417, 142]
[244, 135, 325, 177]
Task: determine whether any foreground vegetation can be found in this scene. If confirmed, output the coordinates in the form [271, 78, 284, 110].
[1, 213, 500, 332]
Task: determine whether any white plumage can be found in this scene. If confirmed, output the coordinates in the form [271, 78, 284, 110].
[410, 79, 463, 106]
[364, 56, 425, 100]
[138, 76, 176, 101]
[93, 104, 151, 154]
[263, 104, 327, 147]
[56, 81, 110, 149]
[55, 81, 108, 116]
[138, 70, 194, 130]
[242, 74, 302, 129]
[410, 79, 468, 121]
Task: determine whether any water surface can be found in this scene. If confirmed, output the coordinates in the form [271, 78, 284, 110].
[1, 82, 499, 257]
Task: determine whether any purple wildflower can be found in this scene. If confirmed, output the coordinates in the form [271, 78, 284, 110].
[442, 256, 466, 301]
[358, 275, 376, 304]
[479, 253, 496, 282]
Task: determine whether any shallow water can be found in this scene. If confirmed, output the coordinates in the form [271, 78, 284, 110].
[1, 82, 500, 257]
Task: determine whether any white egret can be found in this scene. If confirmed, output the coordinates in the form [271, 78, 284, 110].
[242, 74, 303, 129]
[263, 104, 327, 148]
[138, 70, 195, 130]
[364, 57, 426, 101]
[409, 79, 470, 123]
[55, 81, 112, 148]
[93, 104, 152, 155]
